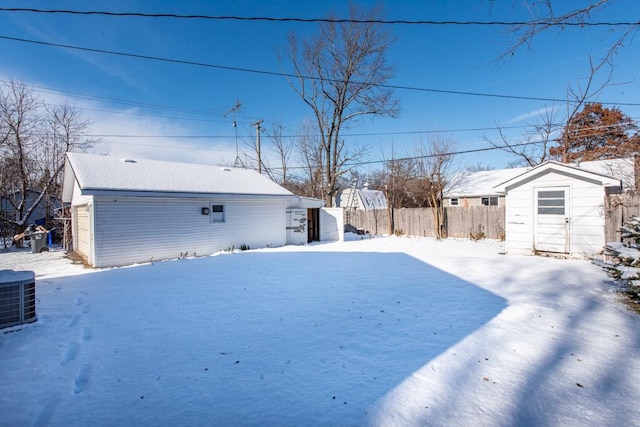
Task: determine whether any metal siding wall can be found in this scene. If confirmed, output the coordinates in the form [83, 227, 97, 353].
[92, 196, 286, 267]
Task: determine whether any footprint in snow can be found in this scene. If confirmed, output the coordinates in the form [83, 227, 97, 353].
[60, 342, 79, 366]
[73, 364, 92, 395]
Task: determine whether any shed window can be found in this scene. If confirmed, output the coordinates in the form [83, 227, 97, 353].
[450, 198, 459, 206]
[537, 191, 565, 215]
[211, 204, 224, 222]
[481, 196, 498, 206]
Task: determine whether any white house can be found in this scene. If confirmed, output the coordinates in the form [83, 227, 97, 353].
[444, 168, 527, 207]
[334, 185, 387, 210]
[62, 153, 340, 267]
[493, 161, 622, 257]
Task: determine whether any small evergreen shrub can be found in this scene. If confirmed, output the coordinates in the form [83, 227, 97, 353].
[596, 215, 640, 311]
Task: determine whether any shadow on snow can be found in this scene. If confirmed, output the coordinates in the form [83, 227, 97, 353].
[4, 251, 507, 426]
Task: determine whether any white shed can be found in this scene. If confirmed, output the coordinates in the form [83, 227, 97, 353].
[62, 153, 335, 267]
[493, 161, 621, 257]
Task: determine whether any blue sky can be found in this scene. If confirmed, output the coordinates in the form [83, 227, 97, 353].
[1, 1, 639, 174]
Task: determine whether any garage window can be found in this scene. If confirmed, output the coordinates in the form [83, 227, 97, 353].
[450, 198, 459, 206]
[211, 204, 225, 222]
[537, 190, 565, 215]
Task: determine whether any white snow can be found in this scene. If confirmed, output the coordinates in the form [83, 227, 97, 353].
[1, 236, 639, 426]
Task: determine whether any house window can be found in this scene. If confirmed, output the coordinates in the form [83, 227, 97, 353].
[450, 198, 459, 206]
[481, 196, 498, 206]
[211, 204, 224, 222]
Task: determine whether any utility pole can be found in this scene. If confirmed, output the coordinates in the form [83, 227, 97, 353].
[251, 119, 264, 174]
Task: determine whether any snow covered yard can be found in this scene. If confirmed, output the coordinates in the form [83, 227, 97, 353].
[1, 236, 639, 426]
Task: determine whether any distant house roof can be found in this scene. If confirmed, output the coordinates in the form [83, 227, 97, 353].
[446, 168, 527, 198]
[335, 188, 387, 210]
[572, 157, 635, 190]
[63, 152, 294, 201]
[358, 189, 387, 209]
[447, 157, 633, 198]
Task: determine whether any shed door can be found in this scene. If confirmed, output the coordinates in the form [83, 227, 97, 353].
[76, 204, 91, 257]
[534, 187, 569, 253]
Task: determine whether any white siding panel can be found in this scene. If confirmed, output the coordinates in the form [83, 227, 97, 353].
[92, 196, 287, 267]
[72, 180, 92, 206]
[286, 209, 308, 245]
[75, 205, 90, 257]
[504, 186, 534, 254]
[320, 208, 343, 241]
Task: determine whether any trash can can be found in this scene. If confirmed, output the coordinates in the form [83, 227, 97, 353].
[30, 231, 48, 253]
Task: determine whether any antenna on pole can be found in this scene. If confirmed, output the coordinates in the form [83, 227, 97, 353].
[251, 119, 264, 174]
[224, 99, 244, 167]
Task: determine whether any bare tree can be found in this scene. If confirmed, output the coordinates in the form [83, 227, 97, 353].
[496, 0, 637, 65]
[0, 79, 97, 236]
[488, 56, 614, 166]
[413, 134, 459, 239]
[283, 3, 399, 206]
[295, 121, 324, 199]
[484, 106, 559, 167]
[265, 119, 294, 185]
[244, 117, 297, 186]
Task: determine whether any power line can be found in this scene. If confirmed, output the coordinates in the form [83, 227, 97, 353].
[79, 115, 640, 140]
[0, 8, 637, 27]
[2, 34, 639, 107]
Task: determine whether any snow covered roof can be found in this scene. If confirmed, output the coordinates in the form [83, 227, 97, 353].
[573, 157, 635, 189]
[334, 188, 387, 210]
[494, 160, 622, 193]
[447, 157, 633, 198]
[63, 152, 294, 201]
[358, 189, 387, 209]
[446, 168, 527, 198]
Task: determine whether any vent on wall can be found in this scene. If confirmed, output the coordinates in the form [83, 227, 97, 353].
[0, 270, 36, 329]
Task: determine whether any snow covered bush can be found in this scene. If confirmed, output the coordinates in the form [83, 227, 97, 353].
[597, 216, 640, 307]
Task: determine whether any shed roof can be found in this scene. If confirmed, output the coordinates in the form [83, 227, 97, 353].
[63, 152, 294, 201]
[493, 160, 622, 193]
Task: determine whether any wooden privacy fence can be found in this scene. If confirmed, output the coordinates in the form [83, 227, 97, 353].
[347, 194, 640, 243]
[605, 194, 640, 243]
[345, 205, 505, 240]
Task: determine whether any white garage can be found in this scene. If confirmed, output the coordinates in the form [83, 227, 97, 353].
[493, 161, 622, 257]
[62, 153, 336, 268]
